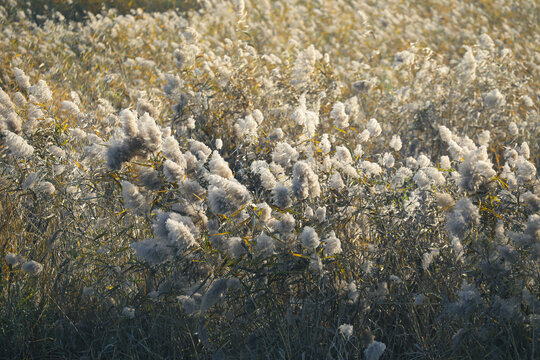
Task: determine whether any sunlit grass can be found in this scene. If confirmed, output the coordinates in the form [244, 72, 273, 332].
[0, 0, 538, 358]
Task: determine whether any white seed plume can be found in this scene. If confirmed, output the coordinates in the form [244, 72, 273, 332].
[338, 324, 353, 340]
[330, 101, 349, 129]
[22, 260, 43, 275]
[324, 231, 342, 256]
[13, 67, 31, 89]
[300, 226, 320, 250]
[2, 130, 34, 158]
[292, 161, 321, 199]
[364, 341, 386, 360]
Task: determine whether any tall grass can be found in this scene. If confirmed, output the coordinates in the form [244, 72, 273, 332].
[0, 0, 538, 358]
[17, 0, 199, 22]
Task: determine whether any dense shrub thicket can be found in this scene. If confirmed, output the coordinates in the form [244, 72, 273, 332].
[12, 0, 198, 23]
[0, 0, 539, 358]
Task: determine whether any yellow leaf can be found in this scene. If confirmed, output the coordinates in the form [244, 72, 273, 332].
[333, 126, 346, 134]
[73, 159, 86, 173]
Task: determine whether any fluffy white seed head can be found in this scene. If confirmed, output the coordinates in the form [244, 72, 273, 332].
[61, 100, 80, 116]
[458, 146, 496, 192]
[329, 172, 345, 190]
[438, 125, 453, 143]
[515, 157, 536, 186]
[361, 160, 382, 177]
[215, 138, 223, 150]
[272, 183, 292, 208]
[324, 231, 342, 256]
[201, 279, 229, 312]
[209, 151, 233, 179]
[166, 217, 197, 250]
[391, 167, 412, 188]
[359, 129, 370, 143]
[291, 94, 320, 137]
[119, 108, 138, 138]
[477, 130, 490, 147]
[5, 252, 24, 267]
[446, 198, 480, 238]
[272, 142, 299, 168]
[29, 80, 52, 104]
[508, 122, 518, 137]
[365, 341, 386, 360]
[225, 237, 245, 258]
[38, 181, 55, 195]
[122, 307, 135, 319]
[338, 324, 353, 340]
[389, 135, 402, 151]
[22, 260, 43, 275]
[162, 136, 184, 164]
[254, 202, 272, 222]
[235, 114, 258, 143]
[2, 130, 34, 158]
[330, 102, 349, 129]
[300, 226, 320, 250]
[519, 142, 530, 159]
[417, 154, 431, 168]
[456, 47, 476, 84]
[315, 206, 326, 223]
[521, 95, 534, 107]
[189, 140, 212, 162]
[131, 238, 173, 265]
[440, 156, 451, 170]
[413, 170, 430, 188]
[292, 161, 321, 199]
[13, 92, 27, 109]
[277, 213, 296, 235]
[291, 45, 323, 90]
[121, 181, 147, 213]
[255, 233, 275, 257]
[435, 192, 455, 208]
[381, 152, 395, 168]
[13, 67, 31, 89]
[367, 118, 381, 137]
[422, 248, 440, 270]
[484, 89, 505, 108]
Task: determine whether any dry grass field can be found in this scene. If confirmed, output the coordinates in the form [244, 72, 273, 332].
[0, 0, 538, 358]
